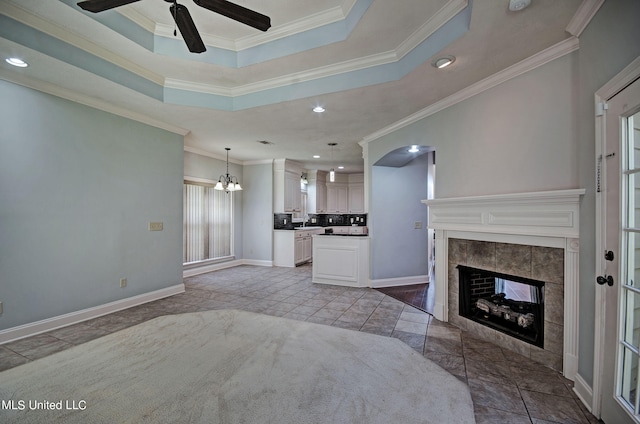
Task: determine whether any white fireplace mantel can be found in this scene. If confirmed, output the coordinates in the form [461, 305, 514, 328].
[421, 189, 585, 238]
[421, 188, 585, 379]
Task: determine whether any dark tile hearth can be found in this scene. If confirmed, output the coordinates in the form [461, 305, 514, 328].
[0, 264, 600, 423]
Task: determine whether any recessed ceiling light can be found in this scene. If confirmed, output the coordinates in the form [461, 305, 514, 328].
[432, 56, 455, 69]
[338, 166, 344, 169]
[408, 145, 420, 153]
[313, 155, 320, 158]
[6, 57, 28, 68]
[509, 0, 531, 11]
[313, 106, 325, 113]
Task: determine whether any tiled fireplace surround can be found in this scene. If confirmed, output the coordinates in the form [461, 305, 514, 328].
[448, 238, 564, 370]
[422, 189, 585, 380]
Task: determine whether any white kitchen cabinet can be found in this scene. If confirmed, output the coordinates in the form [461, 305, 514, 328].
[326, 184, 348, 213]
[312, 234, 370, 287]
[284, 170, 302, 213]
[302, 234, 313, 262]
[294, 236, 304, 264]
[273, 228, 323, 267]
[307, 170, 327, 213]
[274, 159, 303, 214]
[348, 183, 364, 213]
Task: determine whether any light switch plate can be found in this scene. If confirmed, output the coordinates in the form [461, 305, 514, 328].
[414, 221, 423, 229]
[149, 222, 163, 231]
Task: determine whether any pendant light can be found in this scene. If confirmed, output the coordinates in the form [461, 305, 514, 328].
[214, 147, 242, 192]
[328, 142, 337, 182]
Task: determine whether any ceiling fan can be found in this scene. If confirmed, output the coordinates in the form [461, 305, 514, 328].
[76, 0, 271, 53]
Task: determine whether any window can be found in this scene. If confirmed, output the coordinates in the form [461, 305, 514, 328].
[183, 181, 233, 264]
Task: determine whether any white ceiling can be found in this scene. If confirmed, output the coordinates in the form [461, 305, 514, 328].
[0, 0, 585, 172]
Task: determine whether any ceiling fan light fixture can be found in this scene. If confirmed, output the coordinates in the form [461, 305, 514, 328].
[194, 0, 271, 32]
[433, 56, 455, 69]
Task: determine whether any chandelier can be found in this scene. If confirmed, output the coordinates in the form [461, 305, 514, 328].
[214, 148, 243, 192]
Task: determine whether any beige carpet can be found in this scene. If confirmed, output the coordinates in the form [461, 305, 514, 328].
[0, 310, 475, 423]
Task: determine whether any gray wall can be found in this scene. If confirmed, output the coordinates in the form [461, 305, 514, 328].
[368, 52, 578, 197]
[371, 155, 429, 280]
[183, 151, 244, 259]
[241, 162, 274, 262]
[0, 81, 184, 330]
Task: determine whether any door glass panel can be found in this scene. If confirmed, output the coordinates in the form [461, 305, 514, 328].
[619, 111, 640, 419]
[627, 232, 640, 290]
[624, 290, 640, 347]
[621, 345, 639, 409]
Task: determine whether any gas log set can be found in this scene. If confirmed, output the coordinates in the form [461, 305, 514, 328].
[458, 265, 545, 348]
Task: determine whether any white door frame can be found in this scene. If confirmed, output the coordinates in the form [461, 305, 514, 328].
[593, 56, 640, 418]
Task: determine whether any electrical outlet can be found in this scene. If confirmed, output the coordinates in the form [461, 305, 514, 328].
[149, 222, 163, 231]
[120, 278, 127, 288]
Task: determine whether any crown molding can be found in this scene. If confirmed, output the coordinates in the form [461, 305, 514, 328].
[243, 159, 275, 166]
[361, 36, 580, 146]
[184, 145, 243, 164]
[164, 49, 398, 97]
[164, 78, 235, 96]
[116, 6, 155, 33]
[565, 0, 605, 37]
[4, 1, 164, 85]
[119, 1, 356, 52]
[161, 0, 467, 98]
[396, 0, 468, 59]
[234, 5, 349, 51]
[9, 0, 465, 103]
[0, 71, 189, 136]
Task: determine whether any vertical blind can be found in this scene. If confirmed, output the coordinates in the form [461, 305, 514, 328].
[183, 182, 233, 264]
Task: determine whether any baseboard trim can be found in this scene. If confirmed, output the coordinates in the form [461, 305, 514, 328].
[573, 373, 594, 414]
[0, 284, 185, 345]
[183, 259, 272, 278]
[242, 259, 273, 267]
[369, 274, 429, 288]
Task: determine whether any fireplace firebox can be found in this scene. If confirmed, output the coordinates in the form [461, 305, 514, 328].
[458, 265, 545, 348]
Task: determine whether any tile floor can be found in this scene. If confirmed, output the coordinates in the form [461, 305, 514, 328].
[0, 264, 601, 423]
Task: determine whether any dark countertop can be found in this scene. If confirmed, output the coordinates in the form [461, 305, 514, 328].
[316, 234, 368, 237]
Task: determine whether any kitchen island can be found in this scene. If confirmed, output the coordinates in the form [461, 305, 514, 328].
[312, 234, 370, 287]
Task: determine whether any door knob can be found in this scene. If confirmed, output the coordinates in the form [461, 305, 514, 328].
[596, 275, 614, 286]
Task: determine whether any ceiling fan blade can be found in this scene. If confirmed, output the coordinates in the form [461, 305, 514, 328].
[77, 0, 141, 13]
[170, 3, 207, 54]
[193, 0, 271, 32]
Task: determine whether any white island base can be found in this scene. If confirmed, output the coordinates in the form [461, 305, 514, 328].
[312, 235, 370, 287]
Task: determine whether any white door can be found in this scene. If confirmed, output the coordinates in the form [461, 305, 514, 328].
[600, 75, 640, 424]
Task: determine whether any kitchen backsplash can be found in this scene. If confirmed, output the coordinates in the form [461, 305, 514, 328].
[273, 213, 367, 229]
